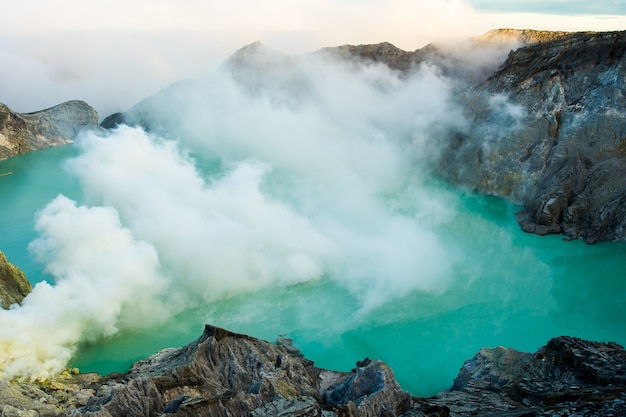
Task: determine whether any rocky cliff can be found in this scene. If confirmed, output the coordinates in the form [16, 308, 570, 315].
[439, 30, 626, 243]
[323, 29, 626, 243]
[0, 100, 100, 160]
[0, 251, 31, 309]
[0, 325, 624, 417]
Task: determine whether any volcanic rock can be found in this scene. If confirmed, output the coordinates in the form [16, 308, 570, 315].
[60, 325, 414, 417]
[0, 327, 625, 416]
[0, 100, 99, 160]
[0, 251, 31, 309]
[438, 31, 626, 242]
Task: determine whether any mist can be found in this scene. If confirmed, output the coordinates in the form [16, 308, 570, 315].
[0, 48, 475, 379]
[3, 0, 625, 116]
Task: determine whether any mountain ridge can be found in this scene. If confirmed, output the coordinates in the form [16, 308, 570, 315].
[0, 100, 100, 160]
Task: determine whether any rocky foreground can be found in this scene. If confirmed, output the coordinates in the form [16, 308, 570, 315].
[0, 325, 623, 417]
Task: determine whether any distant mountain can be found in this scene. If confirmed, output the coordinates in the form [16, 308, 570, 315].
[0, 100, 99, 160]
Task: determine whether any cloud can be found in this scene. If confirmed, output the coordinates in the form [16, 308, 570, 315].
[3, 0, 625, 116]
[0, 195, 169, 380]
[0, 0, 481, 116]
[0, 49, 471, 378]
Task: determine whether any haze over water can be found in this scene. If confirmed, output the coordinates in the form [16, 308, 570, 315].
[1, 132, 625, 395]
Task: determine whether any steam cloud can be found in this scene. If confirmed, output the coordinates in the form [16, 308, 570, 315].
[0, 52, 468, 380]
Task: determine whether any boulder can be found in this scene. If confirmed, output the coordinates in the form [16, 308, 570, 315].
[0, 251, 31, 309]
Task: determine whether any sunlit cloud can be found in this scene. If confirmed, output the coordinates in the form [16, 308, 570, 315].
[1, 0, 624, 119]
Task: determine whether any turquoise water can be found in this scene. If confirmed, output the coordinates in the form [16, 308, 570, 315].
[1, 144, 625, 396]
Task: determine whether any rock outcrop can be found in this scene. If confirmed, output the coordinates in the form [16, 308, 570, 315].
[440, 30, 626, 243]
[0, 251, 31, 309]
[0, 100, 99, 160]
[427, 336, 626, 416]
[321, 29, 626, 243]
[0, 326, 625, 417]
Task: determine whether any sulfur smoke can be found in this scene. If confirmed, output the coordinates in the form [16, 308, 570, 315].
[0, 52, 469, 380]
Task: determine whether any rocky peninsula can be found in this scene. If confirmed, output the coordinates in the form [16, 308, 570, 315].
[0, 251, 31, 309]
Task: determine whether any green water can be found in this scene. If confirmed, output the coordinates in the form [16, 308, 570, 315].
[1, 145, 625, 396]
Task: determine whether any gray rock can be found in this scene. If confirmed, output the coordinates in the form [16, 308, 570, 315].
[0, 100, 99, 160]
[0, 251, 31, 309]
[0, 326, 624, 417]
[438, 31, 626, 243]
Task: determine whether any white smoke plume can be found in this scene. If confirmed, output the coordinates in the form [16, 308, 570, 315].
[0, 196, 169, 380]
[0, 50, 471, 379]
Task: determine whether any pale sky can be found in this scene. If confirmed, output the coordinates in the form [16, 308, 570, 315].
[1, 0, 624, 116]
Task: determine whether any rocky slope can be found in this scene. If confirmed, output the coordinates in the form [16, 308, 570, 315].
[439, 30, 626, 243]
[0, 100, 100, 160]
[0, 325, 624, 416]
[0, 251, 31, 309]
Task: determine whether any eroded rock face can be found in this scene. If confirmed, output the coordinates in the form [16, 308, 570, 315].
[439, 31, 626, 243]
[0, 251, 31, 309]
[0, 100, 99, 160]
[59, 325, 414, 417]
[424, 336, 626, 416]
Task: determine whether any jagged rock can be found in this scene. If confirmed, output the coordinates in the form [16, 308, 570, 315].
[0, 251, 31, 309]
[56, 325, 413, 417]
[435, 30, 626, 242]
[0, 326, 625, 417]
[0, 100, 99, 160]
[421, 336, 626, 416]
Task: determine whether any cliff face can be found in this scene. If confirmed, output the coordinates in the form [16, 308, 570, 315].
[0, 100, 99, 160]
[0, 251, 31, 309]
[439, 31, 626, 243]
[322, 30, 626, 243]
[0, 326, 624, 417]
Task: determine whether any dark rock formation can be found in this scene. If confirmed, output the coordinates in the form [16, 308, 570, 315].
[425, 336, 626, 416]
[0, 251, 31, 309]
[438, 31, 626, 243]
[0, 326, 625, 417]
[0, 100, 99, 160]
